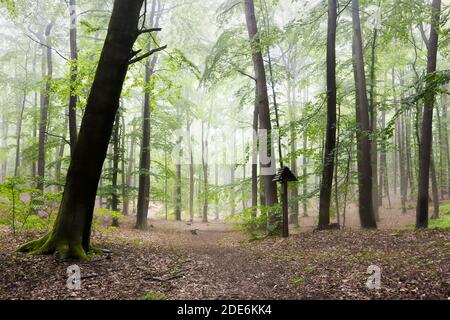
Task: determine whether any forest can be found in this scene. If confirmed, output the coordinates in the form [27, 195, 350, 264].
[0, 0, 449, 301]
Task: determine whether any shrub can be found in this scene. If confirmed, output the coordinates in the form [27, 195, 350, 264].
[225, 204, 282, 240]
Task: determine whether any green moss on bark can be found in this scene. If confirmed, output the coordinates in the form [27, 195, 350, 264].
[17, 232, 89, 260]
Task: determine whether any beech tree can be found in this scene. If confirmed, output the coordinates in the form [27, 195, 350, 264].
[318, 0, 337, 229]
[18, 0, 166, 259]
[351, 0, 377, 229]
[243, 0, 279, 230]
[416, 0, 442, 229]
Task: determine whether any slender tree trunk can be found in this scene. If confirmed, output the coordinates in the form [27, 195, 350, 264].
[251, 100, 258, 217]
[430, 152, 440, 219]
[405, 110, 415, 200]
[31, 47, 38, 178]
[37, 23, 53, 193]
[111, 112, 120, 227]
[175, 135, 182, 221]
[351, 0, 377, 228]
[215, 163, 219, 220]
[136, 0, 159, 229]
[68, 0, 79, 155]
[202, 121, 209, 223]
[244, 0, 279, 230]
[1, 116, 8, 181]
[416, 0, 441, 229]
[397, 113, 407, 213]
[318, 0, 337, 229]
[302, 131, 308, 217]
[15, 89, 27, 177]
[369, 24, 379, 221]
[442, 93, 450, 198]
[288, 83, 299, 225]
[188, 121, 194, 223]
[19, 0, 154, 259]
[436, 105, 445, 199]
[123, 131, 134, 216]
[54, 118, 67, 192]
[379, 108, 391, 208]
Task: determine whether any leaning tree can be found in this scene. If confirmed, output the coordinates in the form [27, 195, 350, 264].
[18, 0, 166, 259]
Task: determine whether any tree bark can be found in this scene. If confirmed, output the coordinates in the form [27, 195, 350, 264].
[37, 23, 53, 193]
[244, 0, 279, 231]
[351, 0, 377, 228]
[111, 112, 120, 227]
[68, 0, 79, 155]
[136, 0, 159, 229]
[369, 24, 379, 221]
[19, 0, 154, 259]
[416, 0, 441, 229]
[318, 0, 337, 229]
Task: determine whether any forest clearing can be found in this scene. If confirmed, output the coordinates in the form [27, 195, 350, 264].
[0, 0, 450, 304]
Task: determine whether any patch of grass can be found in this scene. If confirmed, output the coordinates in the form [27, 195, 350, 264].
[290, 277, 305, 286]
[440, 202, 450, 215]
[398, 208, 450, 231]
[142, 291, 166, 300]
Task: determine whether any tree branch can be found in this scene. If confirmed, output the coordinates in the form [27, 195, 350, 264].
[45, 132, 71, 145]
[236, 69, 256, 82]
[128, 45, 167, 64]
[138, 27, 162, 35]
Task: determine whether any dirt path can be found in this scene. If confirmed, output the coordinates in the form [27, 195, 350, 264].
[0, 214, 448, 300]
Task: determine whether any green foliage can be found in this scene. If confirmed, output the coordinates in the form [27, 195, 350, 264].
[226, 204, 282, 240]
[94, 208, 124, 229]
[0, 0, 16, 16]
[0, 176, 41, 233]
[142, 291, 166, 300]
[400, 206, 450, 231]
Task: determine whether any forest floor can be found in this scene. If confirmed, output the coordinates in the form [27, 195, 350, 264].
[0, 200, 449, 300]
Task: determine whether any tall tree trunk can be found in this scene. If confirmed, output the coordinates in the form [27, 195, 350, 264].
[68, 0, 79, 155]
[111, 112, 120, 227]
[251, 100, 258, 217]
[318, 0, 337, 229]
[436, 105, 445, 199]
[430, 152, 440, 219]
[416, 0, 441, 229]
[19, 0, 157, 259]
[37, 23, 53, 193]
[31, 47, 38, 178]
[187, 121, 194, 223]
[201, 121, 209, 223]
[351, 0, 377, 228]
[54, 118, 67, 192]
[175, 135, 182, 221]
[442, 92, 450, 198]
[244, 0, 279, 230]
[405, 110, 415, 200]
[215, 163, 219, 220]
[302, 131, 308, 217]
[379, 108, 391, 208]
[123, 130, 135, 216]
[135, 0, 159, 230]
[288, 83, 299, 225]
[369, 23, 379, 221]
[15, 89, 27, 177]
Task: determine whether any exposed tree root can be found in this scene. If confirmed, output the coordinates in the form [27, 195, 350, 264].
[17, 233, 89, 260]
